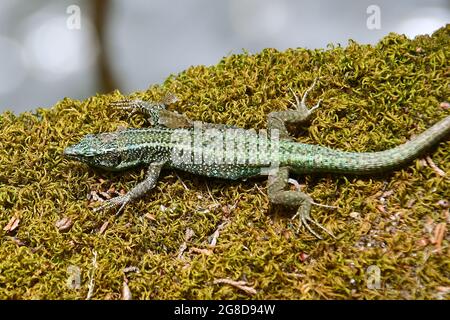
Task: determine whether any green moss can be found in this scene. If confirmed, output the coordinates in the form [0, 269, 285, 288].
[1, 25, 449, 299]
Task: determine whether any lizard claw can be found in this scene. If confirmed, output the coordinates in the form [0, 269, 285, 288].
[292, 209, 336, 240]
[308, 99, 322, 113]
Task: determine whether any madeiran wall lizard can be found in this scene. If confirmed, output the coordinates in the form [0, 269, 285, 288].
[64, 80, 450, 239]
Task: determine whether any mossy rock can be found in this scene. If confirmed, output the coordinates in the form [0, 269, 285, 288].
[0, 25, 449, 299]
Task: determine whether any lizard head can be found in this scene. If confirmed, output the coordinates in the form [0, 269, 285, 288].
[63, 132, 138, 171]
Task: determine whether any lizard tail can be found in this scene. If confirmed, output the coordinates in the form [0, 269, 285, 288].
[289, 115, 450, 175]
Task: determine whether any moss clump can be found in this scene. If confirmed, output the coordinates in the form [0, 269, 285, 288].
[0, 26, 449, 299]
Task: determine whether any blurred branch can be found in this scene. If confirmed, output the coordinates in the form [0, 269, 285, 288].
[93, 0, 118, 93]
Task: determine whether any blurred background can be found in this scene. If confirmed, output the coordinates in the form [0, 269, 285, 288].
[0, 0, 448, 113]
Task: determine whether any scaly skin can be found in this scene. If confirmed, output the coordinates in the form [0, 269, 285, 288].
[64, 81, 449, 239]
[64, 117, 450, 177]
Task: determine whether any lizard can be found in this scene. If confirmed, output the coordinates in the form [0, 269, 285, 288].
[63, 80, 450, 239]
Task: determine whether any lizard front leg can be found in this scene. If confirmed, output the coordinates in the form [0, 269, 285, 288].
[268, 78, 322, 139]
[267, 167, 335, 239]
[94, 161, 165, 215]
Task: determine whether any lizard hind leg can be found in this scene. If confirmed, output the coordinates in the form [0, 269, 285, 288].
[267, 167, 335, 240]
[110, 93, 193, 128]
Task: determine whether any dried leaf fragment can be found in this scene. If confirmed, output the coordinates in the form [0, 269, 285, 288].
[430, 222, 446, 252]
[221, 205, 230, 215]
[55, 217, 73, 232]
[177, 228, 195, 259]
[437, 200, 449, 209]
[406, 198, 416, 208]
[376, 205, 386, 213]
[185, 228, 195, 241]
[440, 101, 450, 110]
[189, 247, 213, 255]
[144, 213, 156, 221]
[349, 212, 360, 219]
[209, 220, 228, 247]
[86, 250, 97, 300]
[123, 266, 140, 274]
[380, 190, 394, 199]
[4, 215, 20, 232]
[122, 278, 132, 300]
[298, 252, 309, 262]
[99, 221, 109, 234]
[9, 236, 26, 246]
[416, 238, 428, 247]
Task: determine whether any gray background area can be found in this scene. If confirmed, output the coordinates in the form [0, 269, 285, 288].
[0, 0, 449, 113]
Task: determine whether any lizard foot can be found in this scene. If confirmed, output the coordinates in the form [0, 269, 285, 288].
[109, 99, 143, 108]
[109, 93, 177, 112]
[93, 194, 131, 216]
[109, 99, 157, 114]
[288, 77, 322, 115]
[291, 206, 336, 240]
[286, 181, 336, 240]
[109, 99, 165, 126]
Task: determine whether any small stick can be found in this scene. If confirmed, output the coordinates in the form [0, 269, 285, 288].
[213, 278, 257, 296]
